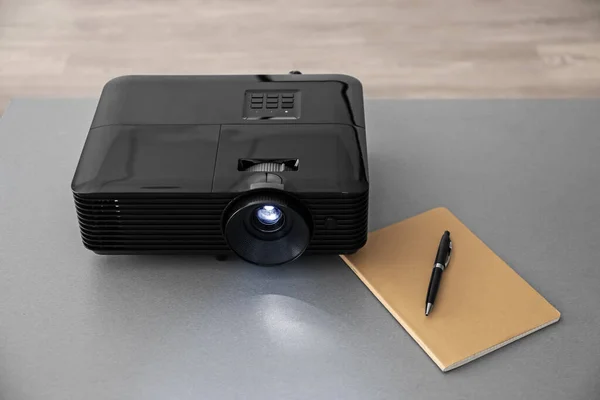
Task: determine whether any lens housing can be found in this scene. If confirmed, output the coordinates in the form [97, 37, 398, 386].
[222, 191, 312, 266]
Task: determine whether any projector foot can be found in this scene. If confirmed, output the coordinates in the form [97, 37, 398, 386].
[216, 254, 228, 262]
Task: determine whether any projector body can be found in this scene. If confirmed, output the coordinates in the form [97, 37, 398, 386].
[72, 74, 369, 265]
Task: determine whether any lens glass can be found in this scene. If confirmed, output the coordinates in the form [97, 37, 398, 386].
[255, 205, 283, 226]
[224, 194, 312, 266]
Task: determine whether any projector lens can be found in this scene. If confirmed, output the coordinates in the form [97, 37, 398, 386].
[223, 192, 312, 266]
[256, 205, 283, 225]
[253, 205, 285, 232]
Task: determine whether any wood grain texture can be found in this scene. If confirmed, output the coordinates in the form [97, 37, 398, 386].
[2, 0, 600, 113]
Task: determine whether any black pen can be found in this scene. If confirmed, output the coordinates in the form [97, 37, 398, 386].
[425, 231, 452, 316]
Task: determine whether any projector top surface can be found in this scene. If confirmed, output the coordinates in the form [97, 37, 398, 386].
[90, 74, 365, 128]
[72, 74, 368, 195]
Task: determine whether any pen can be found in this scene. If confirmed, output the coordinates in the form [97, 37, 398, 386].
[425, 230, 452, 316]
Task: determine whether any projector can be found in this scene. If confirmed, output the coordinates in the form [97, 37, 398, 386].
[72, 74, 369, 265]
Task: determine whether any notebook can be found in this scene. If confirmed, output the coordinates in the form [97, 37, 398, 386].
[341, 207, 560, 372]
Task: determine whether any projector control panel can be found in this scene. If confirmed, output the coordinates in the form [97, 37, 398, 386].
[244, 90, 300, 120]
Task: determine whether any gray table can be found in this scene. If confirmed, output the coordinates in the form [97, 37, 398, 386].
[1, 99, 599, 400]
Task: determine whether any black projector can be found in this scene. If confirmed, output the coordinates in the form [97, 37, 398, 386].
[72, 74, 369, 265]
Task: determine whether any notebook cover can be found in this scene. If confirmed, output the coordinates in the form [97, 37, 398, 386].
[341, 207, 560, 371]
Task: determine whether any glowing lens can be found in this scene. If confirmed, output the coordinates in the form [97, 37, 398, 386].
[256, 205, 283, 225]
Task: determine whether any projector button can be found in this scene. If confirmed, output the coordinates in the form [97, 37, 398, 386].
[325, 217, 337, 230]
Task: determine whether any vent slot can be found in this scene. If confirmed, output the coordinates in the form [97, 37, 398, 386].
[297, 191, 369, 253]
[73, 191, 368, 255]
[74, 193, 235, 254]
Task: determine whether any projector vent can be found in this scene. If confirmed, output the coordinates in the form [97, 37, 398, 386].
[73, 193, 235, 254]
[73, 191, 368, 256]
[298, 191, 369, 254]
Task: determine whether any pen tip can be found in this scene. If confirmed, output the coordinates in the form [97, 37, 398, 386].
[425, 303, 433, 316]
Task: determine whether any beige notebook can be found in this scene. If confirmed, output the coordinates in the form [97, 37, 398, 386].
[341, 207, 560, 372]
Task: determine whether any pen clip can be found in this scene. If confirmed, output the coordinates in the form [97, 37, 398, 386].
[445, 240, 452, 268]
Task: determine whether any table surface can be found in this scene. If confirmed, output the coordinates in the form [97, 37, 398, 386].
[1, 99, 599, 400]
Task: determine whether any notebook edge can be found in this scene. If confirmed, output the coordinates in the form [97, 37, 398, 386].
[443, 316, 561, 372]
